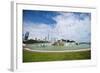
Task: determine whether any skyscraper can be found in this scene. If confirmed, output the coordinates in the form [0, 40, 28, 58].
[24, 32, 29, 40]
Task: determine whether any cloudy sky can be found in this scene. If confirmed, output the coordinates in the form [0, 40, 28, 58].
[23, 10, 91, 42]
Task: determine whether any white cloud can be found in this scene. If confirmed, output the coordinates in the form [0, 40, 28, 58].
[23, 22, 51, 40]
[52, 12, 91, 42]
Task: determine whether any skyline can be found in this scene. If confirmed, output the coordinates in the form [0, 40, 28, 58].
[23, 10, 91, 42]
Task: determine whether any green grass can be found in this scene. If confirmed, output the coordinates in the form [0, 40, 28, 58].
[23, 49, 91, 62]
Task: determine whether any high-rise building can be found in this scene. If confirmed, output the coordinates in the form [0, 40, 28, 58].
[24, 32, 29, 40]
[47, 33, 49, 41]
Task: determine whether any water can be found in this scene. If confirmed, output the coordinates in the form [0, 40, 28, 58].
[25, 43, 91, 51]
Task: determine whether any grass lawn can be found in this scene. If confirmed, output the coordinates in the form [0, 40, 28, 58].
[23, 49, 91, 62]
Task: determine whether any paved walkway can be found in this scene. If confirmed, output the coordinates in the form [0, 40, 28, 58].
[24, 48, 90, 52]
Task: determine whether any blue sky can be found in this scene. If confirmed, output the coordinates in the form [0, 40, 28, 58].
[23, 10, 60, 27]
[23, 10, 91, 42]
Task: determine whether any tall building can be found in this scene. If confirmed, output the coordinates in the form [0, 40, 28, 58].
[47, 33, 49, 41]
[24, 32, 29, 40]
